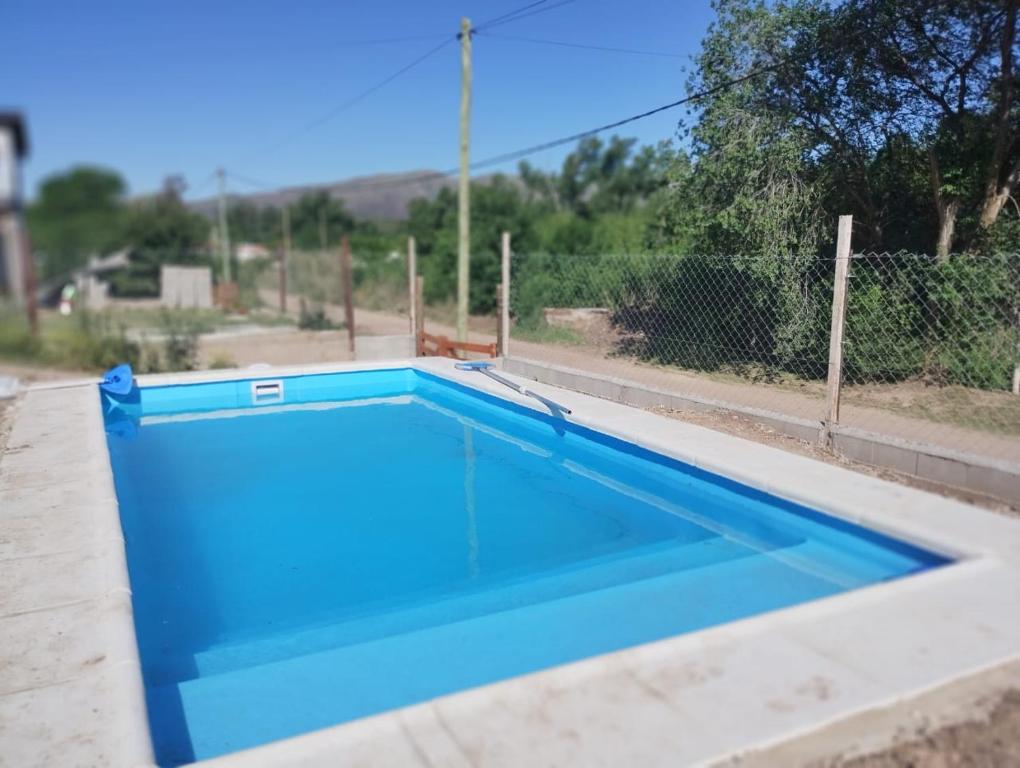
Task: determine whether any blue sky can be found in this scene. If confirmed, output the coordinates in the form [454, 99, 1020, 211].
[2, 0, 715, 200]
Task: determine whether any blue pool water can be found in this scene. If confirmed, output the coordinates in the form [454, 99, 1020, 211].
[102, 368, 948, 765]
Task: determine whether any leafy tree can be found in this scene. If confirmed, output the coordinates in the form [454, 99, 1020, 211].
[406, 137, 670, 317]
[26, 167, 127, 279]
[671, 0, 1020, 257]
[847, 0, 1018, 255]
[409, 176, 541, 313]
[108, 177, 211, 297]
[227, 201, 281, 246]
[519, 136, 672, 220]
[288, 191, 355, 251]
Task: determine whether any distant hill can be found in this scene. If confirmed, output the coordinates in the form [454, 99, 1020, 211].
[189, 170, 515, 222]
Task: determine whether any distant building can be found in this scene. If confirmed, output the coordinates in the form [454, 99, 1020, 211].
[236, 242, 271, 263]
[160, 265, 213, 309]
[0, 112, 29, 305]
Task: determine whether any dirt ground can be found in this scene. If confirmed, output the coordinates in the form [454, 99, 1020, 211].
[0, 399, 12, 457]
[653, 404, 1018, 516]
[822, 690, 1020, 768]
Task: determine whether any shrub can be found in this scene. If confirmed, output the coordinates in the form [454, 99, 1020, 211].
[297, 300, 338, 330]
[156, 310, 202, 372]
[208, 353, 236, 370]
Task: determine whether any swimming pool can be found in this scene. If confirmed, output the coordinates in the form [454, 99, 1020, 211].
[102, 366, 949, 765]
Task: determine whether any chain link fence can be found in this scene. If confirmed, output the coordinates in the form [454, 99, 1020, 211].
[506, 250, 1020, 462]
[841, 251, 1019, 456]
[260, 248, 410, 320]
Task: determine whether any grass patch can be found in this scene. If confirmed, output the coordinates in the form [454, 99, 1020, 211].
[0, 305, 208, 373]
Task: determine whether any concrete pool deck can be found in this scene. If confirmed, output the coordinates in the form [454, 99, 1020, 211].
[1, 357, 1019, 767]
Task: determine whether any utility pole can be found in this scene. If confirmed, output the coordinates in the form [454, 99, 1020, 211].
[279, 205, 291, 314]
[407, 236, 417, 336]
[456, 16, 472, 342]
[216, 168, 232, 283]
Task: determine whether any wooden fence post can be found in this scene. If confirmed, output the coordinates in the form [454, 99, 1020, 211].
[407, 236, 417, 337]
[278, 249, 287, 315]
[499, 231, 510, 358]
[496, 282, 504, 355]
[414, 275, 425, 356]
[340, 235, 355, 356]
[821, 215, 853, 447]
[279, 205, 290, 314]
[19, 227, 38, 337]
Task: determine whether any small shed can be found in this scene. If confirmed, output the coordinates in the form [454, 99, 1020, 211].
[160, 265, 213, 309]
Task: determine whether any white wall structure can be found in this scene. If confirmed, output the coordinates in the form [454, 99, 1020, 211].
[160, 264, 213, 309]
[0, 113, 29, 305]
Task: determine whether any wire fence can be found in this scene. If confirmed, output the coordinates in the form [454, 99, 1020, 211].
[262, 249, 410, 315]
[505, 250, 1020, 461]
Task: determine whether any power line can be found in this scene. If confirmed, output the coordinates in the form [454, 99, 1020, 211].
[475, 31, 686, 59]
[224, 61, 779, 197]
[475, 0, 549, 30]
[474, 0, 578, 32]
[245, 35, 456, 161]
[467, 62, 777, 171]
[191, 171, 219, 195]
[328, 32, 452, 46]
[225, 171, 278, 191]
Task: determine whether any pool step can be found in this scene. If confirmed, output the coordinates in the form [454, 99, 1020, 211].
[147, 542, 841, 765]
[177, 534, 758, 682]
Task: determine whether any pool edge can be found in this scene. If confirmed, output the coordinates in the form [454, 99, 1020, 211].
[6, 357, 1020, 768]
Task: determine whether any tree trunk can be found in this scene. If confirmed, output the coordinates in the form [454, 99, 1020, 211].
[980, 159, 1020, 229]
[979, 0, 1018, 230]
[935, 199, 960, 261]
[930, 151, 958, 260]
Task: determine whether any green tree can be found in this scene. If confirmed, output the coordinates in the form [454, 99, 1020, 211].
[672, 0, 1020, 257]
[227, 201, 281, 246]
[108, 177, 211, 297]
[289, 191, 355, 251]
[26, 167, 127, 279]
[409, 175, 542, 313]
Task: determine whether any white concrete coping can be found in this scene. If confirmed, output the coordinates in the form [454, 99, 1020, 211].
[2, 356, 1019, 767]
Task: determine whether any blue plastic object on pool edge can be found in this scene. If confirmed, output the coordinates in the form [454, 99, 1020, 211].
[100, 363, 134, 396]
[454, 360, 493, 371]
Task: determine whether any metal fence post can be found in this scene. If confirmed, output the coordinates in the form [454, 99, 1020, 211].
[407, 236, 417, 337]
[499, 231, 511, 358]
[821, 215, 853, 447]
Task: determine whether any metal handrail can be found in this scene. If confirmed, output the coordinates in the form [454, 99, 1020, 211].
[455, 362, 572, 415]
